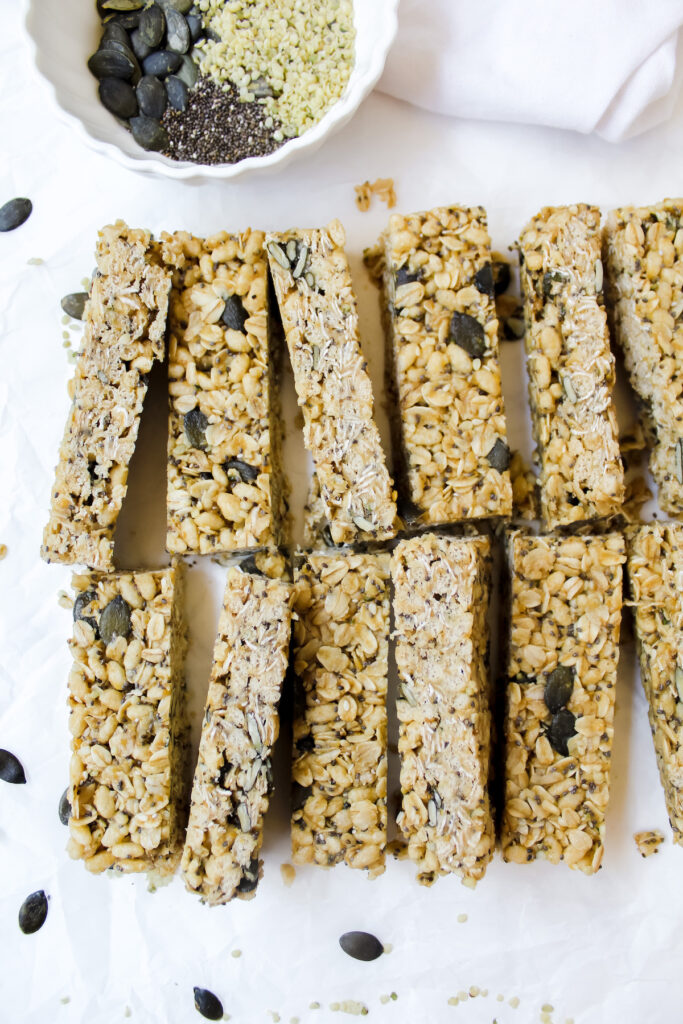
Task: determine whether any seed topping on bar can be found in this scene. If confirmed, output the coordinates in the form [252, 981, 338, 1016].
[42, 221, 171, 570]
[518, 204, 624, 529]
[291, 552, 389, 877]
[267, 220, 396, 545]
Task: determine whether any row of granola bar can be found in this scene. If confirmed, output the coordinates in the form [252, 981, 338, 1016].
[41, 198, 683, 901]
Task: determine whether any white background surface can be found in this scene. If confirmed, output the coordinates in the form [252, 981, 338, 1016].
[2, 3, 683, 1023]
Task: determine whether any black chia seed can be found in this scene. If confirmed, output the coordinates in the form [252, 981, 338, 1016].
[161, 74, 285, 165]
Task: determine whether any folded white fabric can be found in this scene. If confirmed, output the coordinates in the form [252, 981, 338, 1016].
[379, 0, 683, 141]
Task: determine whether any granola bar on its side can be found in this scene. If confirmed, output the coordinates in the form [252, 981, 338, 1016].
[626, 521, 683, 844]
[66, 563, 186, 874]
[501, 531, 625, 873]
[162, 229, 287, 556]
[378, 206, 513, 526]
[518, 205, 624, 529]
[603, 200, 683, 514]
[291, 552, 390, 877]
[181, 567, 293, 903]
[392, 533, 494, 886]
[266, 220, 397, 545]
[42, 222, 171, 570]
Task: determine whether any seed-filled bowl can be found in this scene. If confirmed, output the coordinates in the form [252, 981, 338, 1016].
[24, 0, 399, 181]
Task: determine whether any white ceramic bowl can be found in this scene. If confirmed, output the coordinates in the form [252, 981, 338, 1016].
[24, 0, 399, 181]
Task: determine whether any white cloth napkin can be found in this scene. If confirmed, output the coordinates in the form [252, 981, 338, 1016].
[379, 0, 683, 141]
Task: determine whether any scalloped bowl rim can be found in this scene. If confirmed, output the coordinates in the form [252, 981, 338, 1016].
[23, 0, 399, 181]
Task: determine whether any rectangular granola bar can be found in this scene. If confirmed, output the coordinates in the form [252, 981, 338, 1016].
[626, 521, 683, 844]
[266, 220, 396, 545]
[377, 205, 513, 525]
[518, 205, 624, 529]
[291, 552, 390, 876]
[181, 567, 293, 903]
[42, 221, 171, 571]
[66, 563, 186, 874]
[501, 531, 625, 873]
[603, 200, 683, 514]
[161, 229, 287, 555]
[391, 533, 494, 886]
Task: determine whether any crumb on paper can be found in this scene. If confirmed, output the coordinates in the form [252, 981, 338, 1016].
[231, 949, 242, 958]
[447, 996, 459, 1006]
[497, 994, 505, 1002]
[309, 1003, 321, 1011]
[330, 1001, 368, 1016]
[509, 996, 520, 1009]
[60, 997, 71, 1005]
[124, 1009, 132, 1019]
[0, 544, 7, 561]
[268, 1013, 280, 1023]
[468, 986, 480, 998]
[383, 942, 393, 954]
[634, 829, 665, 857]
[57, 589, 72, 610]
[355, 178, 397, 212]
[457, 913, 468, 923]
[27, 257, 44, 265]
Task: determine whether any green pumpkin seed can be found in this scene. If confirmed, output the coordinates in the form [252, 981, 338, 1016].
[176, 53, 198, 88]
[547, 708, 576, 756]
[18, 891, 48, 934]
[158, 0, 193, 12]
[99, 595, 132, 645]
[339, 931, 383, 962]
[136, 75, 166, 118]
[0, 198, 32, 232]
[141, 50, 182, 77]
[99, 77, 138, 119]
[102, 0, 143, 10]
[165, 6, 190, 53]
[292, 782, 312, 810]
[184, 407, 208, 448]
[193, 987, 223, 1021]
[542, 269, 570, 298]
[138, 3, 165, 46]
[239, 555, 266, 577]
[0, 749, 26, 785]
[166, 75, 188, 111]
[544, 665, 574, 713]
[88, 47, 136, 80]
[448, 311, 486, 359]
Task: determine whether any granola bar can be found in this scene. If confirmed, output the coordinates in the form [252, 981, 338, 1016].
[518, 205, 624, 529]
[42, 222, 171, 570]
[181, 567, 293, 903]
[266, 220, 397, 545]
[626, 521, 683, 845]
[66, 563, 186, 874]
[291, 552, 390, 877]
[391, 533, 494, 886]
[161, 229, 287, 555]
[502, 531, 625, 872]
[376, 206, 513, 526]
[603, 200, 683, 514]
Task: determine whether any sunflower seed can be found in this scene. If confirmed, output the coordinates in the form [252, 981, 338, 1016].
[99, 595, 132, 645]
[61, 292, 88, 320]
[544, 665, 574, 713]
[99, 77, 138, 118]
[237, 803, 252, 832]
[486, 438, 511, 472]
[220, 294, 249, 332]
[353, 515, 375, 532]
[224, 458, 258, 482]
[136, 75, 166, 118]
[427, 798, 437, 827]
[246, 713, 263, 753]
[676, 439, 683, 485]
[184, 406, 208, 448]
[305, 271, 316, 288]
[0, 197, 32, 232]
[165, 7, 190, 52]
[142, 50, 181, 77]
[166, 75, 188, 110]
[547, 708, 576, 756]
[448, 311, 486, 358]
[18, 891, 48, 934]
[594, 258, 604, 293]
[562, 376, 578, 403]
[0, 749, 26, 785]
[88, 48, 136, 80]
[58, 788, 71, 826]
[292, 244, 308, 279]
[267, 241, 290, 269]
[339, 932, 383, 962]
[193, 987, 223, 1021]
[243, 759, 262, 792]
[399, 681, 417, 706]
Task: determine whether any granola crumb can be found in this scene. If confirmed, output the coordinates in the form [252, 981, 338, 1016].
[280, 863, 296, 887]
[354, 178, 397, 212]
[457, 913, 468, 923]
[57, 589, 72, 610]
[510, 450, 540, 520]
[509, 997, 520, 1009]
[634, 829, 665, 857]
[231, 950, 242, 959]
[0, 544, 7, 561]
[621, 476, 653, 523]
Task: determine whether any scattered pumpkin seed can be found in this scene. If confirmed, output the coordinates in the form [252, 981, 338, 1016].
[448, 311, 486, 358]
[130, 27, 151, 59]
[184, 407, 209, 448]
[60, 292, 88, 320]
[339, 931, 383, 962]
[102, 21, 131, 46]
[18, 890, 48, 934]
[486, 438, 511, 472]
[137, 75, 167, 118]
[73, 588, 98, 633]
[186, 12, 203, 41]
[142, 50, 182, 77]
[221, 294, 249, 332]
[239, 554, 266, 577]
[547, 708, 576, 755]
[544, 665, 574, 713]
[166, 74, 188, 110]
[88, 47, 137, 80]
[193, 987, 223, 1021]
[0, 197, 32, 232]
[0, 749, 26, 785]
[176, 52, 198, 87]
[99, 77, 138, 118]
[138, 3, 165, 47]
[165, 6, 190, 52]
[158, 0, 192, 12]
[58, 788, 71, 826]
[102, 0, 143, 10]
[99, 595, 132, 645]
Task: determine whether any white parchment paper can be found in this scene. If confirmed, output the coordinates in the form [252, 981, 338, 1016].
[2, 5, 683, 1023]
